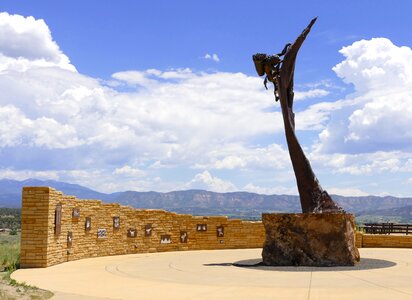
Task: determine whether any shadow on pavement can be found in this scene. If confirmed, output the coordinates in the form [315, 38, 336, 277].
[204, 257, 396, 272]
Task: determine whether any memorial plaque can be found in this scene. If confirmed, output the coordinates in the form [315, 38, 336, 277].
[180, 231, 188, 243]
[72, 208, 80, 218]
[113, 216, 120, 229]
[127, 228, 137, 238]
[67, 231, 73, 248]
[160, 235, 171, 244]
[54, 203, 62, 235]
[85, 217, 91, 231]
[196, 224, 207, 232]
[216, 226, 224, 237]
[144, 224, 152, 237]
[97, 228, 106, 239]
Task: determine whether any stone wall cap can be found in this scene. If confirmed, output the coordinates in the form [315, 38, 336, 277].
[22, 186, 54, 192]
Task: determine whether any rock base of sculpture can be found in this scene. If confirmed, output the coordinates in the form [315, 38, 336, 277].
[262, 213, 360, 266]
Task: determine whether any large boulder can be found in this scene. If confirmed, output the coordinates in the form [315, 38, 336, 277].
[262, 213, 360, 266]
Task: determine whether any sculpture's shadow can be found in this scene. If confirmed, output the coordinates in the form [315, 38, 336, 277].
[204, 258, 396, 272]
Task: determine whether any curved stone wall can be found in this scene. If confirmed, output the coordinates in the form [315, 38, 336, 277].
[20, 187, 265, 268]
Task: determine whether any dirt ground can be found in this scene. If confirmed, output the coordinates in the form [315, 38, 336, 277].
[0, 272, 53, 300]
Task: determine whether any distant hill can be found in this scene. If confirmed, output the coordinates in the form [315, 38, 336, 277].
[0, 179, 111, 207]
[1, 179, 412, 220]
[110, 190, 301, 212]
[356, 205, 412, 223]
[333, 195, 412, 212]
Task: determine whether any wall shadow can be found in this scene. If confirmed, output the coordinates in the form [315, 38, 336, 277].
[204, 257, 396, 272]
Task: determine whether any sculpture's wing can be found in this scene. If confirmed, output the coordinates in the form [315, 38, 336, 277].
[279, 17, 317, 89]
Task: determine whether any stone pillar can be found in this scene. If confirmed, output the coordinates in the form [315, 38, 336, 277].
[20, 187, 52, 268]
[262, 213, 360, 266]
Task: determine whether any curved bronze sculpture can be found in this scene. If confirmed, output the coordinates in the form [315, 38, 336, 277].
[253, 18, 343, 213]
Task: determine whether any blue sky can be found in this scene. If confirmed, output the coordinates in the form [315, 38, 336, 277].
[0, 1, 411, 197]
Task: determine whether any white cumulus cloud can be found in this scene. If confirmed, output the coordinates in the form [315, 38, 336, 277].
[242, 183, 297, 195]
[333, 38, 412, 92]
[327, 187, 369, 197]
[310, 151, 412, 176]
[294, 88, 329, 101]
[317, 38, 412, 154]
[185, 171, 237, 192]
[113, 165, 145, 177]
[0, 169, 60, 181]
[194, 143, 290, 171]
[204, 53, 220, 62]
[0, 12, 75, 72]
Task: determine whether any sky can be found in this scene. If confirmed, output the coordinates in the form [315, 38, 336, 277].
[0, 1, 411, 197]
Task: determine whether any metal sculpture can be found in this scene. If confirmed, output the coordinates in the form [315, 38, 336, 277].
[253, 18, 342, 213]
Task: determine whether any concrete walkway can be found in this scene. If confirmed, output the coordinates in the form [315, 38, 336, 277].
[12, 248, 412, 300]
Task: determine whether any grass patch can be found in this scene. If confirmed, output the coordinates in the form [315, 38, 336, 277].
[0, 232, 53, 299]
[0, 232, 20, 272]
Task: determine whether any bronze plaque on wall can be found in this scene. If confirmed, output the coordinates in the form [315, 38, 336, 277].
[144, 224, 152, 237]
[67, 231, 73, 248]
[180, 231, 188, 243]
[113, 217, 120, 229]
[97, 228, 106, 239]
[72, 208, 80, 218]
[127, 228, 137, 238]
[216, 226, 224, 237]
[196, 224, 207, 232]
[54, 203, 62, 235]
[160, 235, 171, 244]
[85, 217, 91, 231]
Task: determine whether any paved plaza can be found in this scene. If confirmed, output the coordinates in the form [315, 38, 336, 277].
[12, 248, 412, 300]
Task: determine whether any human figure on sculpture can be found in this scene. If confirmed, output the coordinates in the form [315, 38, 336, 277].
[252, 43, 291, 101]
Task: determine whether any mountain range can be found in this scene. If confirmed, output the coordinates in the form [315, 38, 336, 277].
[1, 178, 412, 221]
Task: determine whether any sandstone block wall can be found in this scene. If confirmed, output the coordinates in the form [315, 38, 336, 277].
[355, 232, 363, 248]
[20, 187, 265, 268]
[356, 233, 412, 248]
